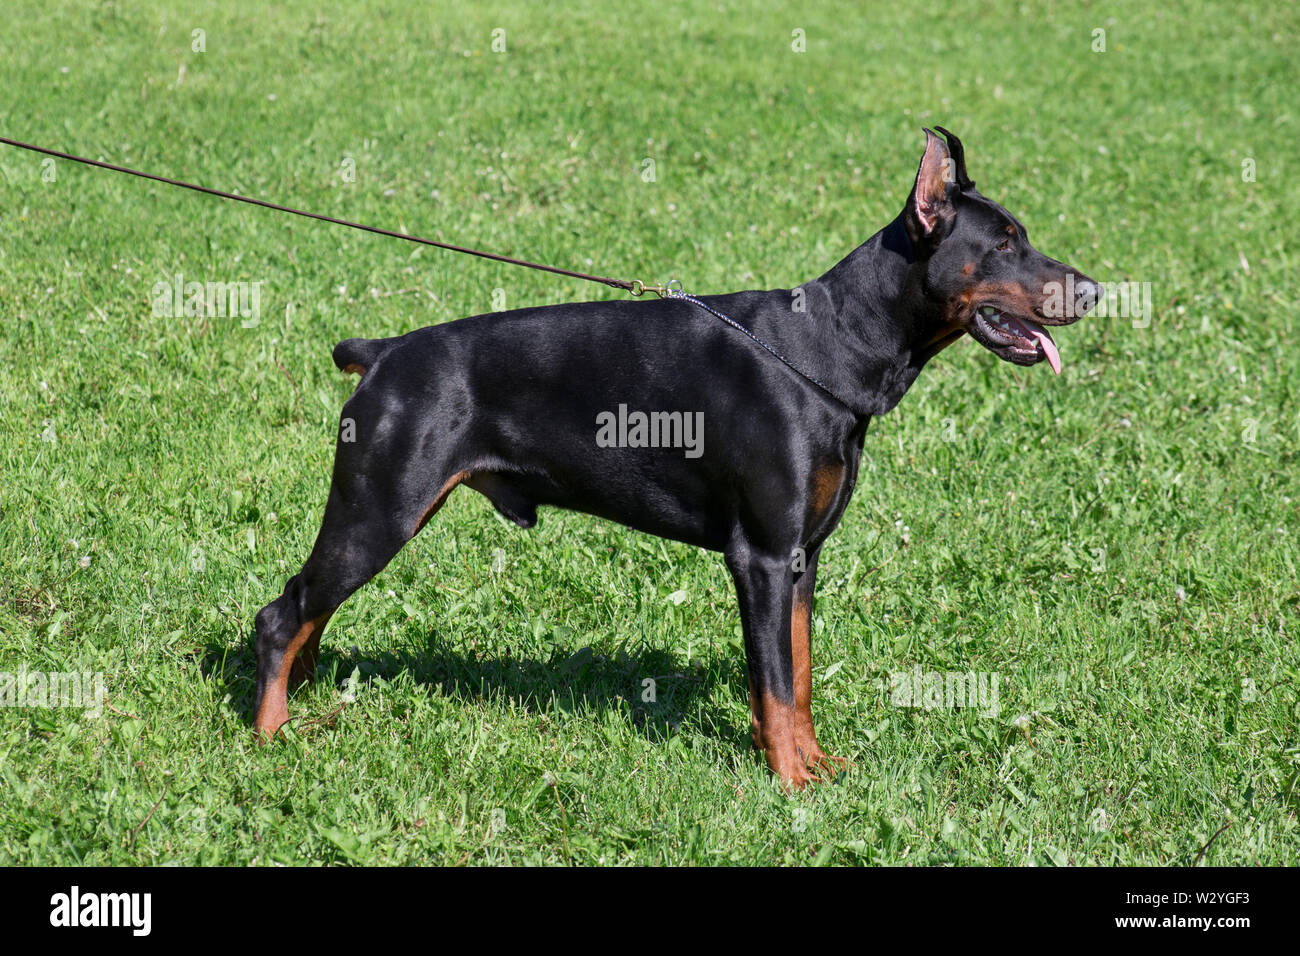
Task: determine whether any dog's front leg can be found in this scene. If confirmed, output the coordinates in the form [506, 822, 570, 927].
[792, 546, 846, 776]
[725, 546, 812, 790]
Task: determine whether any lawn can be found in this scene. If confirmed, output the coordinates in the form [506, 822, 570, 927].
[0, 0, 1297, 865]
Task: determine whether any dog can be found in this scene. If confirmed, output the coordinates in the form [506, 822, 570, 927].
[252, 127, 1098, 789]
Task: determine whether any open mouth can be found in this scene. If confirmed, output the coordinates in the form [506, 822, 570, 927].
[970, 305, 1061, 374]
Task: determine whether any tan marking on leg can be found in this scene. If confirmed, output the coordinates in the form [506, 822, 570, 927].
[254, 612, 332, 740]
[810, 462, 845, 517]
[410, 470, 471, 537]
[791, 590, 815, 750]
[756, 690, 813, 791]
[791, 591, 846, 778]
[288, 625, 322, 689]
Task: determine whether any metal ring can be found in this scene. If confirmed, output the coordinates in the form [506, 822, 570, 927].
[629, 280, 645, 296]
[665, 278, 684, 296]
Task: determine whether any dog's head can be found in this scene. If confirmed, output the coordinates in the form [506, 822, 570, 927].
[903, 127, 1098, 373]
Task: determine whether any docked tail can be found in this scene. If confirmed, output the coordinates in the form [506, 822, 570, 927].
[332, 337, 390, 376]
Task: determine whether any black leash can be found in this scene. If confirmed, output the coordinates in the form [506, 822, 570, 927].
[0, 135, 662, 295]
[0, 135, 851, 407]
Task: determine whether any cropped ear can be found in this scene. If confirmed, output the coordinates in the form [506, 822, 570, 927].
[933, 125, 974, 190]
[905, 128, 957, 244]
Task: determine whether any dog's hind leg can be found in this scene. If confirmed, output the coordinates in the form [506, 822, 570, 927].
[252, 441, 469, 740]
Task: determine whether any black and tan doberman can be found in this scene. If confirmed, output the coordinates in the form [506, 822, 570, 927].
[252, 128, 1098, 789]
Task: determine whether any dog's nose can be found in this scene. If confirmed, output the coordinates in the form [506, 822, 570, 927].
[1073, 275, 1101, 315]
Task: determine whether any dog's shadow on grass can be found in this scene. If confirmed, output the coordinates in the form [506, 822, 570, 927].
[206, 632, 748, 747]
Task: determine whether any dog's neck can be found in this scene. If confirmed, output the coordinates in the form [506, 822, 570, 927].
[804, 215, 953, 418]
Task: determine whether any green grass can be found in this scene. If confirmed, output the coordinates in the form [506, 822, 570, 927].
[1, 0, 1298, 865]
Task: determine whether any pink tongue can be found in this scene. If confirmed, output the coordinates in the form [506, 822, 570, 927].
[1004, 316, 1061, 374]
[1030, 326, 1061, 374]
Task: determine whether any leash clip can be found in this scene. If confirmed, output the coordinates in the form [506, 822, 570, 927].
[629, 279, 663, 297]
[629, 277, 683, 298]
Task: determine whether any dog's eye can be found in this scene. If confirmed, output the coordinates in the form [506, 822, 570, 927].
[995, 239, 1012, 252]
